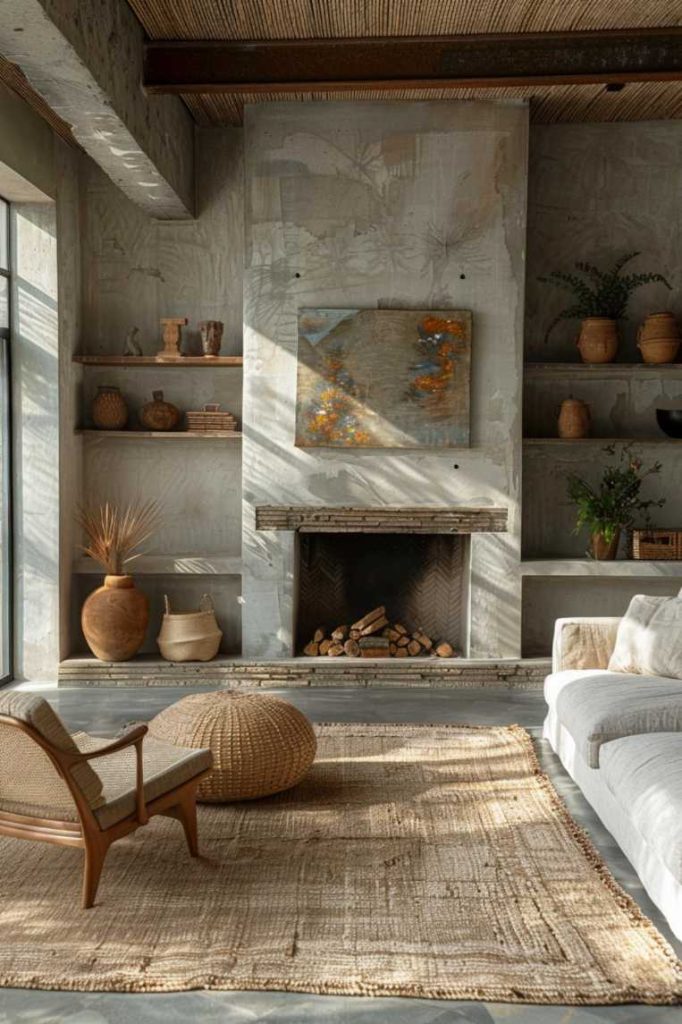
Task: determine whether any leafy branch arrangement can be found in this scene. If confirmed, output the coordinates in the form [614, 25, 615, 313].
[76, 500, 160, 575]
[539, 252, 671, 342]
[567, 444, 665, 545]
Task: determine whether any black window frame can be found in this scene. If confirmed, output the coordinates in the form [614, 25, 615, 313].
[0, 195, 13, 684]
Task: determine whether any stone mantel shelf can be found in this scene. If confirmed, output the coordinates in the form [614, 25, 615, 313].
[255, 506, 508, 534]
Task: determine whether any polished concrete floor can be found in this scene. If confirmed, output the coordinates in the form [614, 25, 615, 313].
[1, 684, 680, 1024]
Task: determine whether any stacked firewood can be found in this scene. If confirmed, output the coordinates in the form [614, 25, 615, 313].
[302, 605, 456, 658]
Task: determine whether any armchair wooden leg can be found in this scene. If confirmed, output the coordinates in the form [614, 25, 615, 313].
[82, 835, 111, 909]
[165, 789, 200, 857]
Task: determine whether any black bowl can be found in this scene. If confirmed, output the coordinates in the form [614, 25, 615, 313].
[657, 409, 682, 439]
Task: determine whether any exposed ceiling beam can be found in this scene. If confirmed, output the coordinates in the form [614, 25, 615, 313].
[144, 29, 682, 95]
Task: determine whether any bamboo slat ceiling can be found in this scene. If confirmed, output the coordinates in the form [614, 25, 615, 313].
[127, 0, 682, 124]
[0, 54, 77, 146]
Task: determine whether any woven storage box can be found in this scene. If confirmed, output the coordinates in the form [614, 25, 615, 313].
[186, 404, 238, 432]
[148, 691, 317, 802]
[157, 594, 222, 662]
[631, 528, 682, 560]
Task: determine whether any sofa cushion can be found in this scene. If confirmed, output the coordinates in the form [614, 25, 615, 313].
[547, 669, 682, 767]
[600, 733, 682, 884]
[608, 594, 682, 679]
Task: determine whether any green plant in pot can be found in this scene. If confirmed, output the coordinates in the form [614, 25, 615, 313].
[567, 444, 665, 560]
[539, 252, 671, 363]
[76, 500, 160, 661]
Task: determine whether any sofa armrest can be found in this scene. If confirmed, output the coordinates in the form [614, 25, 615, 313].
[552, 617, 622, 673]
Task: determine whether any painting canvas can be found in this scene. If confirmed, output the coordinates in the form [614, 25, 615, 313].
[295, 308, 472, 449]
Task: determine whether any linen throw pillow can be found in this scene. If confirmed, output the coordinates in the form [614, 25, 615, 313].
[608, 594, 682, 679]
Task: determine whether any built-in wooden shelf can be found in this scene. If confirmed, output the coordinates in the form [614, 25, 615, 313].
[521, 559, 682, 577]
[525, 362, 682, 378]
[524, 437, 679, 445]
[73, 554, 242, 576]
[73, 355, 243, 367]
[76, 429, 242, 440]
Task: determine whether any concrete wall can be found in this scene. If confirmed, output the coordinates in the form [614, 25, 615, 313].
[526, 121, 682, 361]
[242, 101, 529, 659]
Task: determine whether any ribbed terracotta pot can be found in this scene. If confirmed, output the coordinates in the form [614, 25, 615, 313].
[81, 574, 149, 662]
[577, 318, 618, 364]
[590, 529, 621, 561]
[637, 312, 680, 365]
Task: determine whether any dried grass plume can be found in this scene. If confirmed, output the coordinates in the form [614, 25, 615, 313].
[76, 500, 160, 575]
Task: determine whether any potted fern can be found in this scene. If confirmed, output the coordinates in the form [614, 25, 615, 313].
[539, 252, 671, 363]
[77, 500, 160, 661]
[566, 445, 665, 560]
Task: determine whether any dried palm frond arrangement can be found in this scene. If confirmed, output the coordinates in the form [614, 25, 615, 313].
[76, 500, 161, 575]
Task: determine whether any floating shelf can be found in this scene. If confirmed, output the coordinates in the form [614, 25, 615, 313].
[525, 362, 682, 378]
[76, 430, 242, 440]
[73, 554, 242, 576]
[521, 559, 682, 577]
[524, 437, 679, 446]
[73, 355, 243, 367]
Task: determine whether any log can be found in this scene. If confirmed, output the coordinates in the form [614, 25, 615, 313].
[351, 606, 386, 631]
[396, 635, 410, 647]
[313, 627, 325, 644]
[407, 639, 422, 656]
[360, 615, 389, 637]
[319, 638, 332, 655]
[413, 630, 433, 651]
[389, 642, 397, 655]
[344, 638, 360, 657]
[303, 641, 320, 657]
[349, 628, 361, 640]
[359, 636, 390, 658]
[435, 641, 454, 658]
[331, 625, 349, 641]
[383, 627, 401, 642]
[395, 646, 408, 658]
[327, 641, 344, 656]
[394, 623, 408, 635]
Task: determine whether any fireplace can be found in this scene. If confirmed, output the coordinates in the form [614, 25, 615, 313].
[294, 532, 469, 656]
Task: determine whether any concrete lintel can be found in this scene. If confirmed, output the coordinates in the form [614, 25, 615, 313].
[0, 0, 195, 220]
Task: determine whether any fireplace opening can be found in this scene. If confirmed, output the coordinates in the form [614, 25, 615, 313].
[294, 532, 469, 657]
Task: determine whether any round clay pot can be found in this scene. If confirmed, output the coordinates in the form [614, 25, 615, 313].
[139, 390, 181, 431]
[91, 386, 128, 430]
[558, 398, 590, 439]
[81, 574, 149, 661]
[577, 318, 618, 364]
[590, 529, 621, 561]
[637, 313, 680, 364]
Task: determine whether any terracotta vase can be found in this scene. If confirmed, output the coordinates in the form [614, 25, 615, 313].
[91, 386, 128, 430]
[577, 318, 618, 364]
[81, 574, 149, 661]
[637, 312, 680, 365]
[558, 398, 590, 439]
[139, 390, 181, 431]
[199, 320, 224, 358]
[590, 529, 621, 561]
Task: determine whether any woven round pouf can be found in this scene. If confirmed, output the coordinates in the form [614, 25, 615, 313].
[148, 691, 317, 802]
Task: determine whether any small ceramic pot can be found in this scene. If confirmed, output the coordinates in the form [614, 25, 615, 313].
[590, 529, 621, 561]
[637, 312, 680, 364]
[81, 574, 149, 661]
[199, 320, 224, 358]
[558, 398, 590, 439]
[140, 390, 181, 431]
[577, 318, 618, 364]
[91, 386, 128, 430]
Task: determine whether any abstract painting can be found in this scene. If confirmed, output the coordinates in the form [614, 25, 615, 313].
[295, 308, 472, 448]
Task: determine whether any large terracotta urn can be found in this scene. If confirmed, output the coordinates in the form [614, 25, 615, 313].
[637, 312, 680, 365]
[82, 574, 149, 661]
[577, 318, 618, 364]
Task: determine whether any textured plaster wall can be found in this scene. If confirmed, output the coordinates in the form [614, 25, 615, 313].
[526, 121, 682, 361]
[242, 101, 528, 659]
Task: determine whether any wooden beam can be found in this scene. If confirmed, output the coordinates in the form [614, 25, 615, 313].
[144, 29, 682, 94]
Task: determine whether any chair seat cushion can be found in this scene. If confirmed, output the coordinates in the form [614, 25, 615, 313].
[546, 669, 682, 768]
[600, 733, 682, 884]
[72, 732, 212, 829]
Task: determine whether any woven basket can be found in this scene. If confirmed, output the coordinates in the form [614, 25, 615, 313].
[148, 691, 317, 802]
[631, 528, 682, 560]
[157, 594, 222, 662]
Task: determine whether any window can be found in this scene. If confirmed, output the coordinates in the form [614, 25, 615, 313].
[0, 197, 12, 682]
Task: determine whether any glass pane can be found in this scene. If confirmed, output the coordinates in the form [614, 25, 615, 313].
[0, 338, 9, 680]
[0, 199, 7, 271]
[0, 276, 7, 330]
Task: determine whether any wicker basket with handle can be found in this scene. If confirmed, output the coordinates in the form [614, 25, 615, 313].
[157, 594, 223, 662]
[631, 528, 682, 560]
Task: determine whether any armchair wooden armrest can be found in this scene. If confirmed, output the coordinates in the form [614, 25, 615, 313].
[65, 724, 149, 825]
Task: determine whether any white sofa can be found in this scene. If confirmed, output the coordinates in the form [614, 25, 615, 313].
[543, 616, 682, 940]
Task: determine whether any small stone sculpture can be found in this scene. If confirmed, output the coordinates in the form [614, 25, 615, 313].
[123, 326, 143, 356]
[157, 317, 188, 361]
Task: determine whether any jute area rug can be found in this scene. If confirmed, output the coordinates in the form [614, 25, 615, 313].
[0, 723, 680, 1004]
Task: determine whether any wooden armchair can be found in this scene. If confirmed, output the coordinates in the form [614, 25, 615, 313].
[0, 692, 212, 908]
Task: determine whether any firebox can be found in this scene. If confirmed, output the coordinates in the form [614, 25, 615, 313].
[294, 532, 469, 656]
